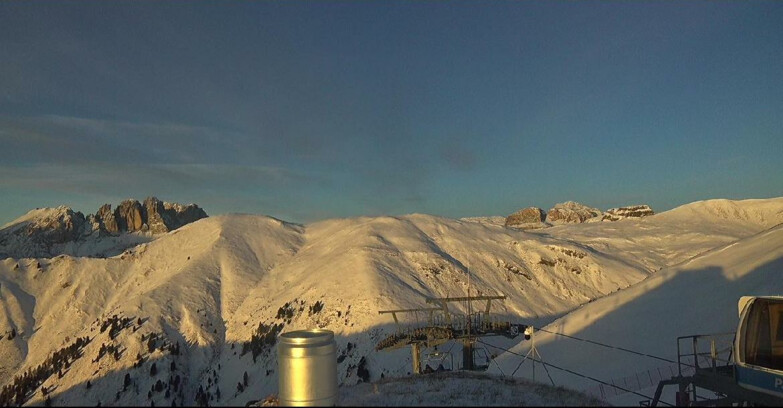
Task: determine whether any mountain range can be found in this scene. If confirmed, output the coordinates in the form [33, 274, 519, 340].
[1, 197, 782, 406]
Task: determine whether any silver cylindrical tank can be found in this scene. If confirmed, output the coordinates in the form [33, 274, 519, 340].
[277, 329, 338, 406]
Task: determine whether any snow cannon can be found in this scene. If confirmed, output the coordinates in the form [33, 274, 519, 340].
[277, 329, 338, 406]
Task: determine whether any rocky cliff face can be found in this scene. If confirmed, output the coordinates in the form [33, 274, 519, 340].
[93, 197, 208, 235]
[505, 207, 547, 227]
[0, 197, 207, 258]
[93, 204, 118, 234]
[602, 205, 655, 221]
[547, 201, 602, 224]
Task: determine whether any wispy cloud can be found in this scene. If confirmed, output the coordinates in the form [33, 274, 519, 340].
[0, 114, 265, 166]
[0, 163, 313, 193]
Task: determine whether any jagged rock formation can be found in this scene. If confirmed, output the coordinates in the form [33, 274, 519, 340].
[92, 197, 208, 235]
[505, 207, 546, 227]
[602, 205, 654, 221]
[0, 197, 207, 258]
[547, 201, 602, 224]
[93, 204, 118, 233]
[115, 200, 145, 232]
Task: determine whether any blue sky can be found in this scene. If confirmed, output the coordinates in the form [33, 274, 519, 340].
[1, 1, 782, 225]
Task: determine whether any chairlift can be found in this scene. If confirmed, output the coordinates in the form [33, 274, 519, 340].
[423, 350, 454, 373]
[473, 346, 491, 371]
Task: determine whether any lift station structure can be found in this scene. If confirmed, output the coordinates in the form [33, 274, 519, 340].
[376, 294, 526, 374]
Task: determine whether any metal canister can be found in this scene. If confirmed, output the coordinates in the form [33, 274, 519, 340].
[277, 329, 338, 406]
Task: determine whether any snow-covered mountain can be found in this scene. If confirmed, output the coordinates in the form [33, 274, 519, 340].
[490, 199, 783, 405]
[1, 197, 782, 406]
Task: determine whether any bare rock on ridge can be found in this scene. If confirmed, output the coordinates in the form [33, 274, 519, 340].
[115, 199, 145, 232]
[547, 201, 602, 224]
[505, 207, 547, 227]
[602, 205, 655, 221]
[144, 197, 169, 234]
[94, 203, 119, 234]
[96, 196, 208, 235]
[143, 196, 208, 233]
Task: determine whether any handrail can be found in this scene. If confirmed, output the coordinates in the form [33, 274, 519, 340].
[676, 332, 736, 376]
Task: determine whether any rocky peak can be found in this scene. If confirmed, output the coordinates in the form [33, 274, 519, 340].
[547, 201, 602, 224]
[142, 196, 208, 233]
[24, 206, 87, 244]
[602, 205, 655, 221]
[505, 207, 547, 227]
[114, 199, 145, 232]
[0, 206, 89, 258]
[94, 203, 118, 234]
[94, 197, 208, 235]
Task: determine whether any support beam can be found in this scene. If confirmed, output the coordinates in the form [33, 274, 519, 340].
[462, 340, 475, 371]
[379, 307, 443, 314]
[425, 295, 506, 303]
[411, 343, 422, 375]
[378, 307, 442, 331]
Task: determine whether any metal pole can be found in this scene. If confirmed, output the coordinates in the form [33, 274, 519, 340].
[677, 339, 682, 377]
[412, 343, 421, 375]
[531, 327, 535, 382]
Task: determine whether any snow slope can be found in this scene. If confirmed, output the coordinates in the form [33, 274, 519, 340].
[336, 371, 607, 406]
[490, 217, 783, 405]
[0, 197, 781, 406]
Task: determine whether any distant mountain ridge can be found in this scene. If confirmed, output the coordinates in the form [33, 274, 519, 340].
[0, 197, 207, 258]
[502, 201, 654, 228]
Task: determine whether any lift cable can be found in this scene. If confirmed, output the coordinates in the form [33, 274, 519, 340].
[475, 339, 674, 407]
[532, 326, 693, 368]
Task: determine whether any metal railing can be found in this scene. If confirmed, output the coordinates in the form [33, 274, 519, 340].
[676, 332, 735, 376]
[584, 363, 681, 400]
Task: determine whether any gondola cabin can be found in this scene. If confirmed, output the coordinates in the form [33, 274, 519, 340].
[734, 296, 783, 398]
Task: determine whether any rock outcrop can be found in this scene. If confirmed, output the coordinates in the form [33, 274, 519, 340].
[142, 196, 208, 234]
[0, 197, 208, 258]
[144, 197, 169, 233]
[94, 203, 118, 234]
[505, 207, 547, 227]
[114, 200, 145, 232]
[547, 201, 602, 224]
[93, 196, 207, 235]
[602, 205, 655, 221]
